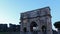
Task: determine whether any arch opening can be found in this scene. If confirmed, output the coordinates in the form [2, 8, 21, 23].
[30, 21, 38, 32]
[23, 27, 27, 32]
[41, 25, 46, 34]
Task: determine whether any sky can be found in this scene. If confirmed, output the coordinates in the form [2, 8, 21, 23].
[0, 0, 60, 30]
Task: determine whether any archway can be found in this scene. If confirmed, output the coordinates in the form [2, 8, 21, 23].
[41, 25, 46, 34]
[23, 27, 27, 32]
[30, 21, 38, 32]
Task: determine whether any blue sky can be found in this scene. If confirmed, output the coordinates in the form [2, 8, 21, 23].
[0, 0, 60, 30]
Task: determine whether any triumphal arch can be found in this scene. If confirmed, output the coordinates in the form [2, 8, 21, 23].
[20, 7, 52, 34]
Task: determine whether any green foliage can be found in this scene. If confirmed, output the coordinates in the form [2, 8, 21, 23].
[0, 32, 7, 34]
[54, 21, 60, 28]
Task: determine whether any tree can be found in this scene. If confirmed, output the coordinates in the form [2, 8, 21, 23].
[54, 21, 60, 28]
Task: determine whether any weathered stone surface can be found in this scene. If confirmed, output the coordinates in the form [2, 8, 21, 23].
[20, 7, 52, 34]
